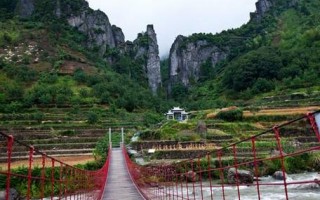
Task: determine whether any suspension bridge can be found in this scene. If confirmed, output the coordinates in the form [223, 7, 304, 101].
[1, 111, 320, 199]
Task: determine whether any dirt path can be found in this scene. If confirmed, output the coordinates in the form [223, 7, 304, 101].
[0, 155, 95, 170]
[243, 106, 320, 116]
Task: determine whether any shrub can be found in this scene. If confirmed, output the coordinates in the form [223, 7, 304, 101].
[32, 111, 44, 123]
[4, 101, 23, 113]
[139, 129, 161, 140]
[216, 109, 243, 121]
[86, 111, 99, 124]
[142, 112, 162, 127]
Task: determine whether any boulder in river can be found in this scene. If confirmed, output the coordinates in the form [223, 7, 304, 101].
[184, 170, 199, 182]
[227, 167, 254, 184]
[272, 171, 287, 180]
[295, 178, 320, 190]
[0, 188, 20, 200]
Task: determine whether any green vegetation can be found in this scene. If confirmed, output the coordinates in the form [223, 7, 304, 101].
[0, 1, 319, 192]
[0, 7, 169, 115]
[0, 165, 89, 198]
[216, 109, 243, 122]
[164, 0, 320, 109]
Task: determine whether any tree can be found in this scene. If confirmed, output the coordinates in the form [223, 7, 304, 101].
[79, 88, 90, 98]
[4, 101, 23, 113]
[116, 92, 137, 112]
[223, 46, 283, 92]
[251, 78, 275, 94]
[171, 83, 188, 102]
[87, 111, 99, 124]
[73, 69, 87, 83]
[39, 94, 52, 105]
[199, 60, 215, 82]
[0, 0, 17, 19]
[39, 73, 58, 84]
[4, 83, 23, 101]
[32, 111, 45, 123]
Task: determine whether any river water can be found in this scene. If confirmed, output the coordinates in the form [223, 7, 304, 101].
[160, 172, 320, 200]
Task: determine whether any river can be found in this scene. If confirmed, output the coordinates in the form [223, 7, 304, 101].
[158, 172, 320, 200]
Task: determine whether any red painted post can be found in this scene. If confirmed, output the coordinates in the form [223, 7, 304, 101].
[80, 170, 83, 200]
[175, 173, 179, 199]
[273, 126, 289, 200]
[307, 113, 320, 142]
[251, 137, 261, 200]
[51, 159, 55, 200]
[217, 150, 226, 200]
[191, 159, 196, 200]
[76, 169, 79, 199]
[164, 165, 169, 199]
[85, 170, 88, 200]
[72, 168, 76, 196]
[184, 162, 189, 199]
[40, 154, 46, 200]
[59, 163, 63, 199]
[198, 157, 204, 200]
[5, 135, 13, 200]
[232, 144, 241, 200]
[207, 153, 213, 200]
[64, 166, 68, 199]
[27, 146, 34, 200]
[180, 164, 184, 200]
[78, 169, 81, 199]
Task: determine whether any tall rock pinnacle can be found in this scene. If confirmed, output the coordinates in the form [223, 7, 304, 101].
[145, 25, 162, 94]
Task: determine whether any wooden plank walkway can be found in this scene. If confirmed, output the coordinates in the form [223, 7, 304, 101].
[102, 148, 145, 200]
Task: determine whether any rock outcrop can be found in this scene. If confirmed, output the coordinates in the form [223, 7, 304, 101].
[14, 0, 125, 57]
[112, 25, 125, 47]
[15, 0, 35, 18]
[227, 168, 254, 184]
[168, 35, 227, 94]
[250, 0, 298, 21]
[12, 0, 161, 94]
[133, 25, 162, 94]
[55, 0, 62, 18]
[67, 10, 124, 56]
[250, 0, 273, 21]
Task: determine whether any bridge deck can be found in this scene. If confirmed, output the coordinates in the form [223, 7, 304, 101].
[102, 148, 144, 200]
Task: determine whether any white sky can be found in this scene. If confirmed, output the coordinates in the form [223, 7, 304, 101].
[86, 0, 258, 57]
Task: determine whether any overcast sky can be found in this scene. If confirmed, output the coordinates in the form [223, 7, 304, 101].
[86, 0, 258, 57]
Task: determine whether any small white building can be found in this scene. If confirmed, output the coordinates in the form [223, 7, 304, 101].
[165, 107, 189, 121]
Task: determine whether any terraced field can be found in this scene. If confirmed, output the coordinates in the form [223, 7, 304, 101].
[0, 107, 144, 167]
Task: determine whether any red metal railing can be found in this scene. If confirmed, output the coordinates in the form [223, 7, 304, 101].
[123, 146, 153, 199]
[0, 131, 111, 200]
[123, 111, 320, 200]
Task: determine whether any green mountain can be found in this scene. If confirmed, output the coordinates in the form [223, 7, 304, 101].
[0, 0, 168, 116]
[165, 0, 320, 109]
[0, 0, 319, 118]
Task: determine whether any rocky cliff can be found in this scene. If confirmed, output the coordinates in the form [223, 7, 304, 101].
[133, 25, 162, 94]
[13, 0, 162, 94]
[250, 0, 273, 21]
[15, 0, 35, 18]
[168, 36, 227, 93]
[14, 0, 125, 57]
[250, 0, 298, 21]
[67, 10, 125, 56]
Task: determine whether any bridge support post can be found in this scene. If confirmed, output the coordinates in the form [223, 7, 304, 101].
[121, 128, 124, 147]
[109, 128, 112, 148]
[5, 135, 13, 200]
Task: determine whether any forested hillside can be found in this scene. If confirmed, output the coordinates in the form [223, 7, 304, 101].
[165, 0, 320, 109]
[0, 0, 319, 117]
[0, 0, 168, 117]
